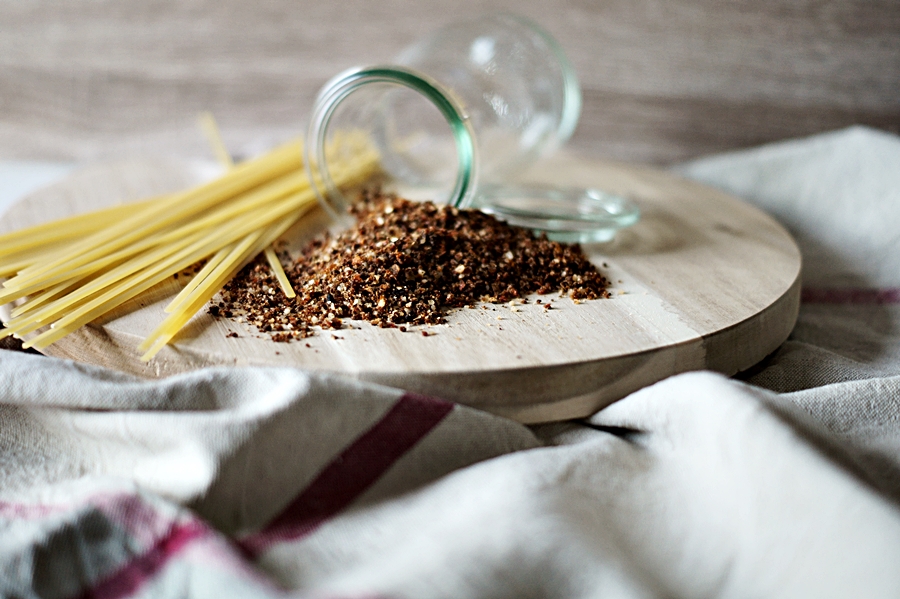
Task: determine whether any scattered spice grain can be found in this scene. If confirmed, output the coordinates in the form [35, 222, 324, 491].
[216, 191, 609, 341]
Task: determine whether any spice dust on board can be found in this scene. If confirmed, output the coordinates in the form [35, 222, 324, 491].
[214, 190, 610, 341]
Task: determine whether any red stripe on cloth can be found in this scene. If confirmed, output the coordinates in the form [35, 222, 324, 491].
[801, 287, 900, 305]
[74, 521, 206, 599]
[240, 393, 454, 556]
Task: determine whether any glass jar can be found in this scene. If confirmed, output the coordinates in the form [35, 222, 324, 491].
[305, 13, 639, 242]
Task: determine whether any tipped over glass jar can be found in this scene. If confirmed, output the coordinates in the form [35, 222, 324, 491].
[304, 13, 639, 242]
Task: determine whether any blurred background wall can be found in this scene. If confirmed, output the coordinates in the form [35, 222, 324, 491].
[2, 0, 898, 165]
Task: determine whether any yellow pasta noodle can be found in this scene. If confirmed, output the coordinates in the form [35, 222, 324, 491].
[0, 128, 380, 357]
[199, 112, 298, 302]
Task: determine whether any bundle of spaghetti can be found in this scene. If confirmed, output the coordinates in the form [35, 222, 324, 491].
[0, 131, 379, 360]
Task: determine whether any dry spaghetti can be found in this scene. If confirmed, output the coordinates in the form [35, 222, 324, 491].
[0, 131, 379, 360]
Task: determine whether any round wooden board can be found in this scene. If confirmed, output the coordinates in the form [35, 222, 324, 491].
[0, 154, 801, 423]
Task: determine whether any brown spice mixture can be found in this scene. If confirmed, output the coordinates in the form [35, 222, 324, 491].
[216, 190, 610, 340]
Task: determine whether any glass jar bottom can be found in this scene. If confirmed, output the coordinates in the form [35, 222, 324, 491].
[473, 183, 640, 243]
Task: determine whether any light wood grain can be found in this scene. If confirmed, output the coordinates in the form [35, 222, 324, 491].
[1, 0, 897, 165]
[0, 155, 801, 422]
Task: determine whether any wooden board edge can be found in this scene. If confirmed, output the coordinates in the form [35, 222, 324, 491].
[454, 268, 801, 423]
[36, 267, 801, 423]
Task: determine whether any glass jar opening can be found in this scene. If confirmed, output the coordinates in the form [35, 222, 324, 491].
[305, 66, 478, 222]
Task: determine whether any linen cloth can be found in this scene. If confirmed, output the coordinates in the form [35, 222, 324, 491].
[2, 126, 900, 598]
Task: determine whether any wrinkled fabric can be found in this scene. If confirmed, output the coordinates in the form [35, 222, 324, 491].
[2, 126, 900, 598]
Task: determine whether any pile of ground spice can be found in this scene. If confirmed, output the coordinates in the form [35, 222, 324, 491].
[215, 190, 610, 341]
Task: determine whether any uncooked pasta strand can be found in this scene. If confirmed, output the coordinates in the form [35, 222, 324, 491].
[265, 246, 296, 299]
[10, 140, 303, 288]
[0, 196, 163, 258]
[140, 215, 295, 360]
[0, 129, 381, 358]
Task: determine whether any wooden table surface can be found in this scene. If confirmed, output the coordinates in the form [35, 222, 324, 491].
[2, 0, 898, 165]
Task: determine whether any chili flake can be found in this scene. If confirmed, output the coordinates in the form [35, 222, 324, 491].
[215, 191, 609, 341]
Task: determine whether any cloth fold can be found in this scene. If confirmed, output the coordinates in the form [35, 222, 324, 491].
[3, 126, 900, 598]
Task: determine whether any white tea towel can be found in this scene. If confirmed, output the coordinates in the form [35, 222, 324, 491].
[2, 126, 900, 598]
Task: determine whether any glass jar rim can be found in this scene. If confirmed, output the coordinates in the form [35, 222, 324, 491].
[304, 65, 479, 221]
